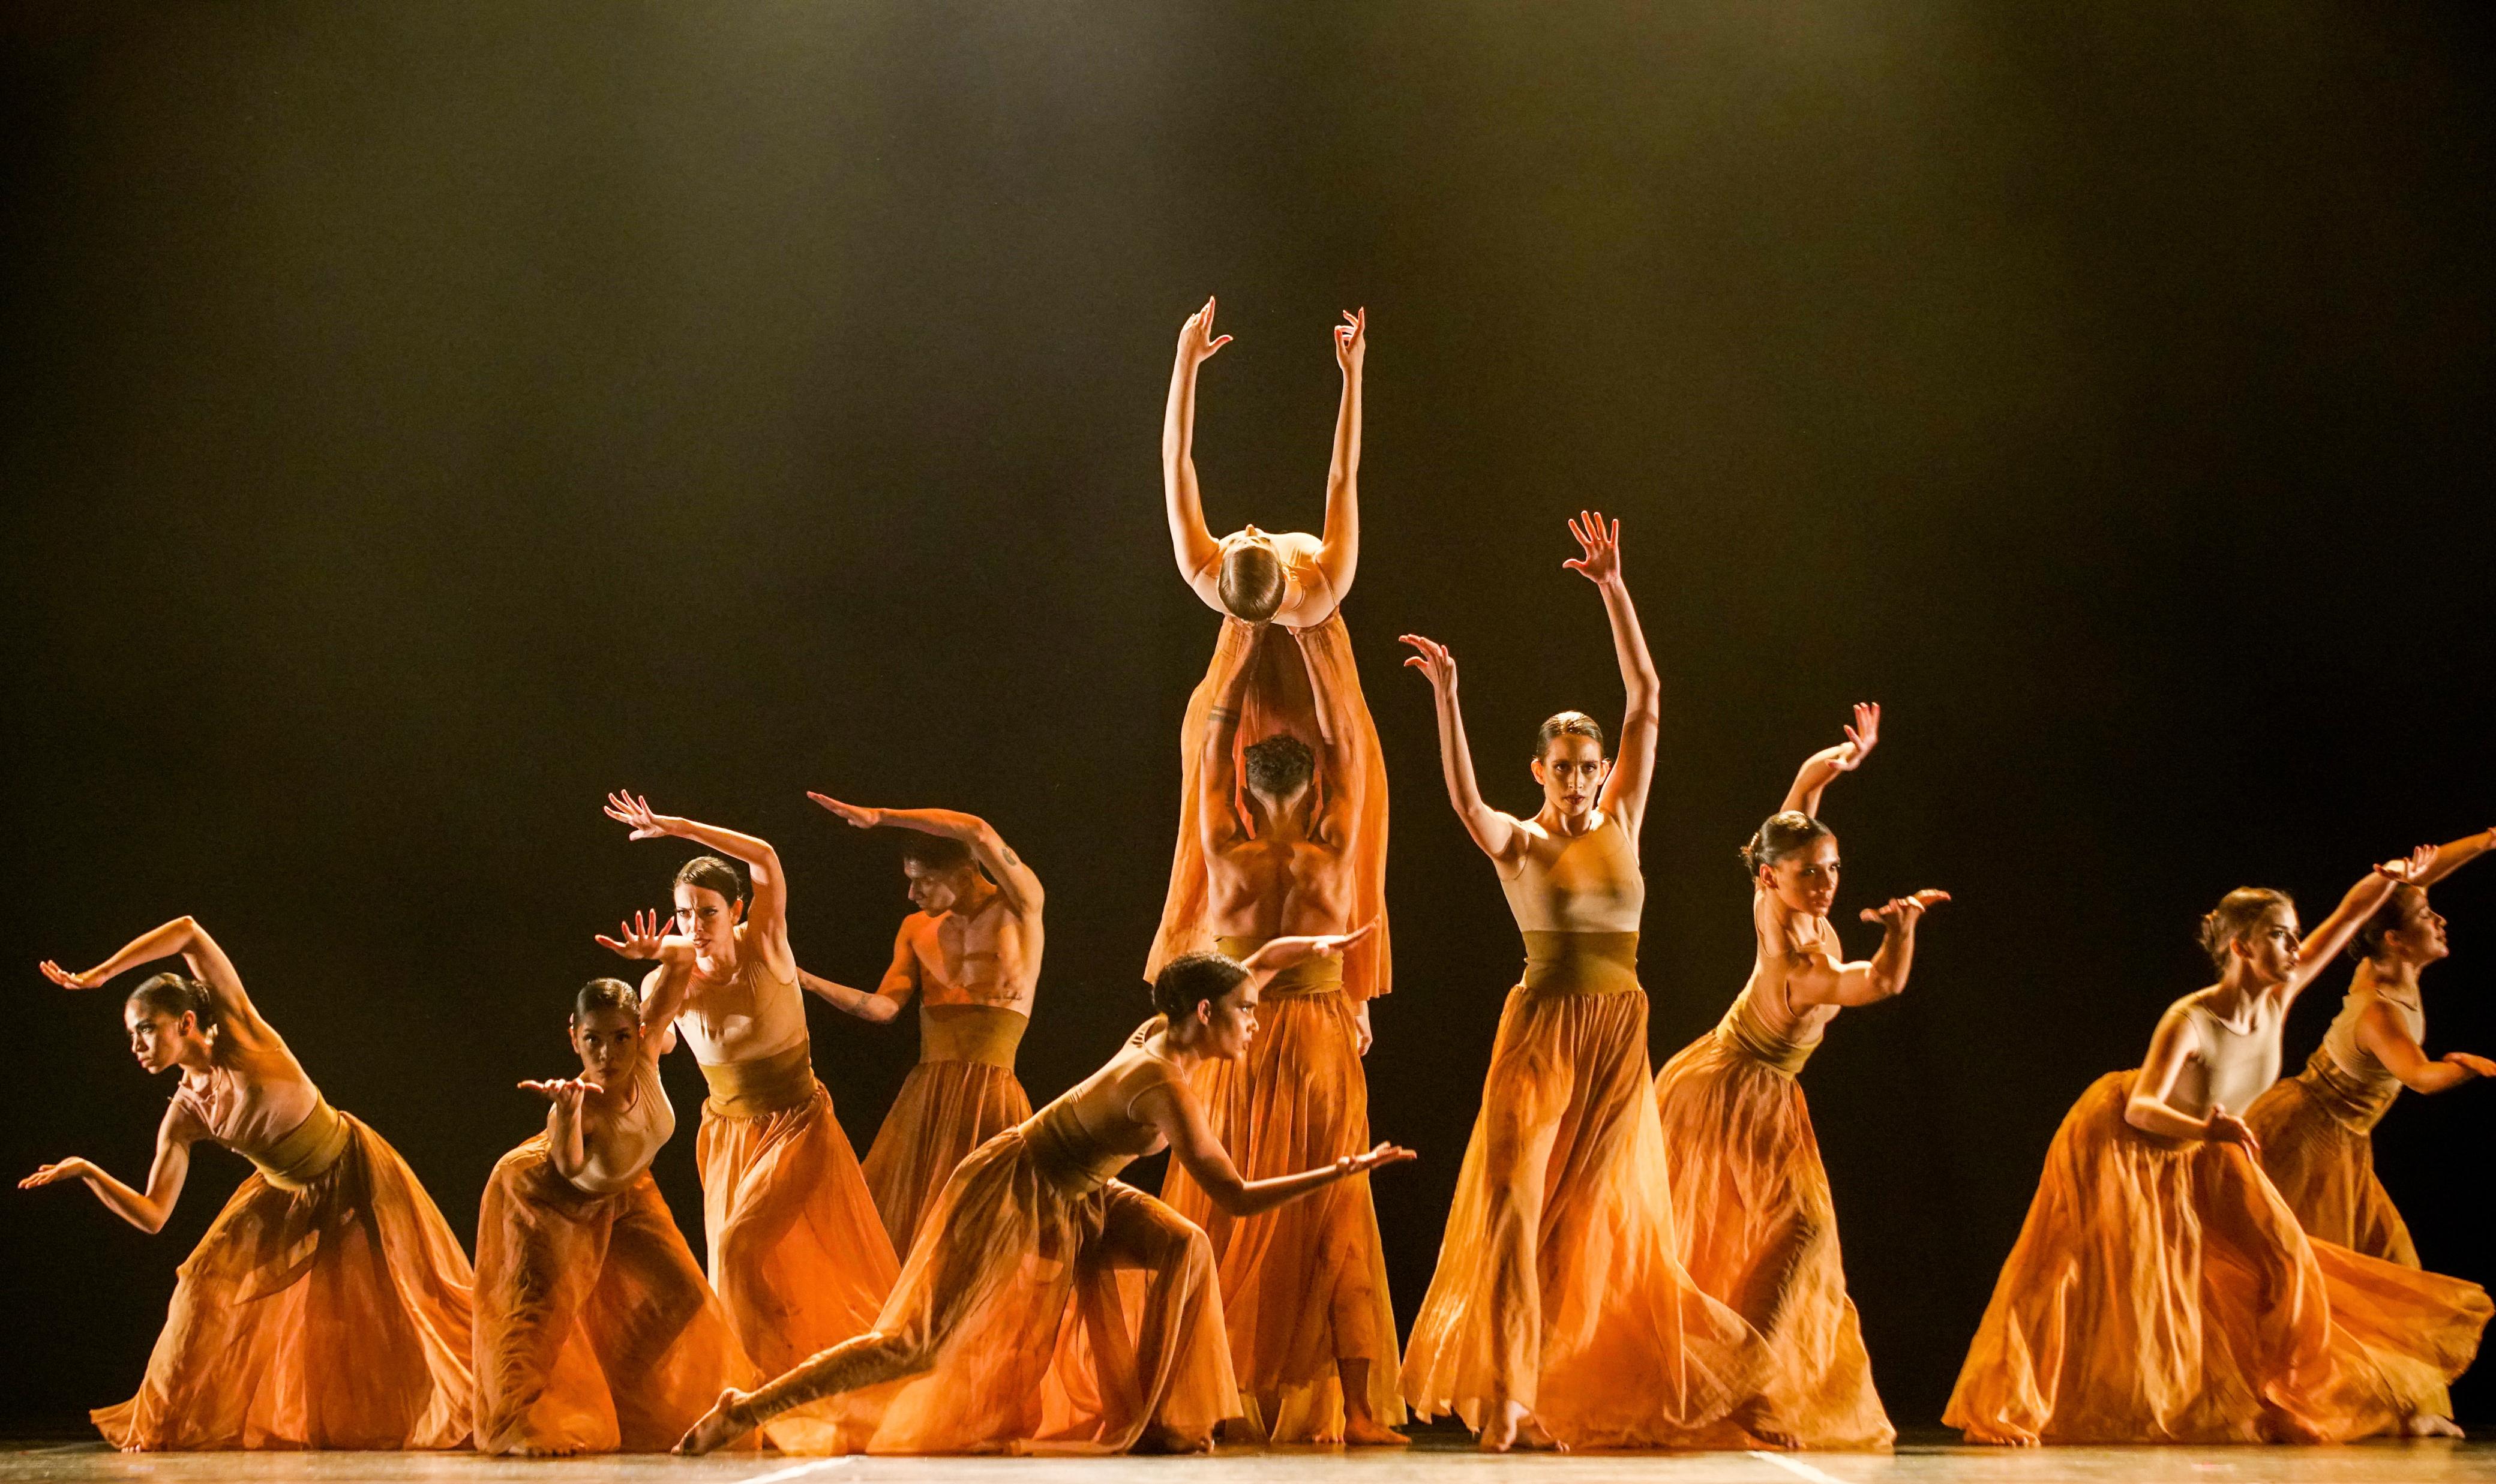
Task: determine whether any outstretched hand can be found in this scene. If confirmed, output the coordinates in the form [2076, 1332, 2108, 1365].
[1835, 702, 1881, 770]
[807, 792, 883, 830]
[2442, 1051, 2496, 1079]
[594, 909, 671, 961]
[19, 1158, 96, 1190]
[1259, 920, 1376, 972]
[1342, 1141, 1417, 1176]
[1562, 509, 1622, 586]
[605, 791, 674, 842]
[1399, 633, 1459, 695]
[1178, 296, 1231, 367]
[38, 960, 101, 990]
[1334, 307, 1366, 374]
[1861, 889, 1950, 930]
[2376, 843, 2438, 885]
[518, 1077, 602, 1112]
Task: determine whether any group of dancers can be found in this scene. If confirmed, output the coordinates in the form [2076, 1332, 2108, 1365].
[24, 300, 2494, 1455]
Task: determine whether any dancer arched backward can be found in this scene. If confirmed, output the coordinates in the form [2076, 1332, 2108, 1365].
[472, 963, 760, 1455]
[1152, 296, 1391, 1016]
[796, 796, 1042, 1255]
[2246, 828, 2496, 1264]
[674, 934, 1418, 1457]
[1652, 703, 1945, 1450]
[1947, 847, 2492, 1445]
[599, 792, 898, 1378]
[27, 918, 474, 1449]
[1159, 622, 1406, 1446]
[1396, 512, 1768, 1453]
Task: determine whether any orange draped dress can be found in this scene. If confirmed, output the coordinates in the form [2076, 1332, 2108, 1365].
[739, 1035, 1239, 1455]
[1653, 984, 1894, 1449]
[2245, 981, 2425, 1265]
[96, 1047, 474, 1450]
[1948, 994, 2489, 1444]
[861, 999, 1034, 1256]
[473, 1051, 758, 1455]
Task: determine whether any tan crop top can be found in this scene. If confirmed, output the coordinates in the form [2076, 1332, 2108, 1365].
[1499, 809, 1645, 933]
[570, 1052, 676, 1195]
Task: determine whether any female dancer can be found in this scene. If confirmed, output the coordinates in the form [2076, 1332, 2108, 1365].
[472, 960, 758, 1455]
[2246, 829, 2496, 1264]
[1652, 704, 1944, 1449]
[26, 917, 474, 1450]
[675, 931, 1417, 1457]
[1397, 512, 1765, 1452]
[1947, 848, 2493, 1444]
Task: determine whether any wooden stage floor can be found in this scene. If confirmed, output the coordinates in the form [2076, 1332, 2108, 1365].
[8, 1433, 2495, 1484]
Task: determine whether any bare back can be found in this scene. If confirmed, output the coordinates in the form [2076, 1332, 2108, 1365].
[673, 923, 811, 1066]
[1498, 809, 1645, 933]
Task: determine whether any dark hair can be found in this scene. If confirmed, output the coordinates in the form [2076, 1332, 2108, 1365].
[127, 972, 217, 1031]
[1243, 735, 1315, 798]
[1742, 811, 1837, 878]
[2348, 884, 2426, 963]
[572, 977, 640, 1022]
[2199, 887, 2293, 969]
[898, 834, 975, 873]
[1218, 543, 1286, 623]
[1534, 711, 1606, 761]
[674, 854, 749, 908]
[1153, 951, 1249, 1022]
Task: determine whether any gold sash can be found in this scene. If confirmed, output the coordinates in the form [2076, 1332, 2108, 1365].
[1715, 990, 1816, 1077]
[2296, 1043, 2400, 1133]
[920, 1003, 1028, 1068]
[248, 1100, 350, 1191]
[1020, 1102, 1130, 1197]
[698, 1041, 818, 1118]
[1214, 936, 1345, 998]
[1519, 930, 1641, 997]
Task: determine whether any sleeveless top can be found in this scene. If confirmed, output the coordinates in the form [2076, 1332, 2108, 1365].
[2172, 994, 2285, 1118]
[691, 949, 815, 1117]
[1499, 810, 1645, 931]
[571, 1052, 676, 1195]
[1215, 935, 1345, 998]
[1714, 984, 1820, 1077]
[2297, 983, 2422, 1132]
[174, 1038, 348, 1191]
[1018, 1040, 1181, 1196]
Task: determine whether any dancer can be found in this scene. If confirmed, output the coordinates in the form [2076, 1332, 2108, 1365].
[1159, 624, 1405, 1445]
[472, 965, 759, 1455]
[1397, 512, 1766, 1452]
[1151, 296, 1390, 1014]
[797, 795, 1041, 1254]
[1652, 703, 1944, 1449]
[26, 917, 474, 1450]
[2246, 827, 2496, 1263]
[600, 792, 898, 1377]
[674, 933, 1417, 1457]
[1946, 847, 2492, 1444]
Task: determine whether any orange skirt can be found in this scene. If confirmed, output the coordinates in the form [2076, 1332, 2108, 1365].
[696, 1073, 899, 1376]
[94, 1112, 475, 1450]
[1653, 1031, 1893, 1448]
[863, 1060, 1033, 1257]
[1162, 990, 1403, 1441]
[1400, 986, 1763, 1447]
[757, 1126, 1240, 1455]
[473, 1136, 759, 1455]
[1147, 613, 1390, 1003]
[1946, 1071, 2489, 1444]
[2245, 1073, 2420, 1267]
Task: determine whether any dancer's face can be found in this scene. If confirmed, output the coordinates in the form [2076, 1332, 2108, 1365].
[1531, 734, 1609, 821]
[1200, 981, 1260, 1061]
[904, 859, 979, 915]
[123, 1005, 200, 1075]
[1761, 836, 1842, 917]
[2377, 891, 2449, 968]
[2233, 905, 2303, 986]
[570, 1005, 642, 1086]
[672, 884, 742, 958]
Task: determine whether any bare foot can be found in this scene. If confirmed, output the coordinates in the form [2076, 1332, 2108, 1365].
[2406, 1413, 2465, 1439]
[1342, 1412, 1411, 1447]
[1132, 1425, 1214, 1455]
[1962, 1425, 2038, 1447]
[675, 1387, 755, 1456]
[1516, 1415, 1568, 1452]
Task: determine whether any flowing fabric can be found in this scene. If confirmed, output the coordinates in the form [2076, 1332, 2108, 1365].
[1946, 1070, 2489, 1444]
[1147, 611, 1390, 1003]
[2246, 1056, 2419, 1266]
[695, 1044, 899, 1375]
[862, 1005, 1034, 1255]
[1161, 941, 1403, 1441]
[751, 1100, 1240, 1455]
[473, 1135, 759, 1455]
[94, 1108, 475, 1451]
[1652, 990, 1893, 1449]
[1400, 933, 1765, 1448]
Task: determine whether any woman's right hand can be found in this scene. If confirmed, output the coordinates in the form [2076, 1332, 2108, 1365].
[1399, 633, 1458, 696]
[1340, 1141, 1417, 1176]
[1178, 296, 1231, 367]
[605, 791, 677, 842]
[37, 960, 102, 990]
[518, 1077, 602, 1112]
[2442, 1051, 2496, 1079]
[19, 1158, 97, 1189]
[593, 909, 671, 961]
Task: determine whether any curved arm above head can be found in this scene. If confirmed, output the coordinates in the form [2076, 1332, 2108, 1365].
[2126, 1005, 2260, 1152]
[2290, 845, 2437, 999]
[1780, 703, 1880, 818]
[1564, 512, 1661, 840]
[41, 916, 272, 1045]
[605, 792, 791, 963]
[1165, 296, 1231, 608]
[1312, 308, 1365, 605]
[1198, 630, 1265, 855]
[2413, 826, 2496, 889]
[1400, 633, 1525, 866]
[809, 794, 1046, 919]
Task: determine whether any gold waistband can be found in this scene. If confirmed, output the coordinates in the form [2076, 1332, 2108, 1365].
[920, 1003, 1028, 1068]
[248, 1100, 350, 1191]
[1214, 936, 1344, 997]
[699, 1041, 818, 1118]
[2297, 1043, 2399, 1133]
[1020, 1104, 1130, 1197]
[1519, 931, 1641, 996]
[1716, 993, 1815, 1077]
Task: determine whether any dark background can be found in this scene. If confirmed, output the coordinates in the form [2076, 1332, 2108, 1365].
[5, 0, 2492, 1437]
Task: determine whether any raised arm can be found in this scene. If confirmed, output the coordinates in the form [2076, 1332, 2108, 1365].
[1780, 704, 1880, 818]
[18, 1098, 203, 1233]
[1197, 631, 1262, 857]
[40, 916, 272, 1044]
[2355, 1001, 2496, 1095]
[1400, 634, 1524, 864]
[605, 792, 791, 957]
[1565, 512, 1661, 839]
[796, 925, 915, 1025]
[593, 909, 691, 1047]
[1784, 890, 1950, 1009]
[1135, 1068, 1411, 1218]
[1311, 308, 1365, 604]
[808, 794, 1045, 919]
[2414, 827, 2496, 888]
[2290, 846, 2436, 996]
[1165, 296, 1231, 607]
[2128, 1008, 2261, 1152]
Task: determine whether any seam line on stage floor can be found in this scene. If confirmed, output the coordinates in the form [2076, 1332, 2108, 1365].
[742, 1459, 860, 1484]
[1748, 1452, 1850, 1484]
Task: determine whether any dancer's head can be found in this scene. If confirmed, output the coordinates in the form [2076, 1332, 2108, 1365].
[124, 974, 215, 1074]
[2348, 885, 2448, 971]
[671, 855, 747, 956]
[2200, 888, 2299, 985]
[569, 977, 643, 1085]
[900, 834, 984, 915]
[1531, 711, 1610, 822]
[1217, 528, 1286, 624]
[1243, 735, 1316, 822]
[1154, 951, 1258, 1059]
[1744, 811, 1841, 915]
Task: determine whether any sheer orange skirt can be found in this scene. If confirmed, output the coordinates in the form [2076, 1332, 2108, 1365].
[862, 1010, 1033, 1256]
[1946, 1071, 2489, 1444]
[2246, 1071, 2420, 1267]
[473, 1135, 759, 1455]
[94, 1111, 475, 1451]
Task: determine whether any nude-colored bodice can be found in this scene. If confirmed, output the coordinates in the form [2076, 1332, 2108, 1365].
[1500, 810, 1645, 933]
[1736, 899, 1841, 1055]
[173, 1030, 322, 1163]
[571, 1051, 675, 1195]
[2166, 992, 2285, 1119]
[2301, 976, 2422, 1130]
[1019, 1032, 1182, 1192]
[677, 924, 809, 1065]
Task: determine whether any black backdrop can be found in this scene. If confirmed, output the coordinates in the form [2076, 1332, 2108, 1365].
[5, 0, 2493, 1435]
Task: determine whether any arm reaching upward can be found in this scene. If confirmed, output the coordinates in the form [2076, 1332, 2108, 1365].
[594, 910, 690, 1049]
[1400, 634, 1525, 865]
[2412, 827, 2496, 888]
[1165, 296, 1231, 608]
[1312, 308, 1365, 605]
[41, 916, 274, 1047]
[1780, 704, 1880, 818]
[808, 794, 1045, 919]
[2290, 846, 2437, 998]
[605, 792, 792, 969]
[1565, 512, 1662, 839]
[1197, 629, 1263, 857]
